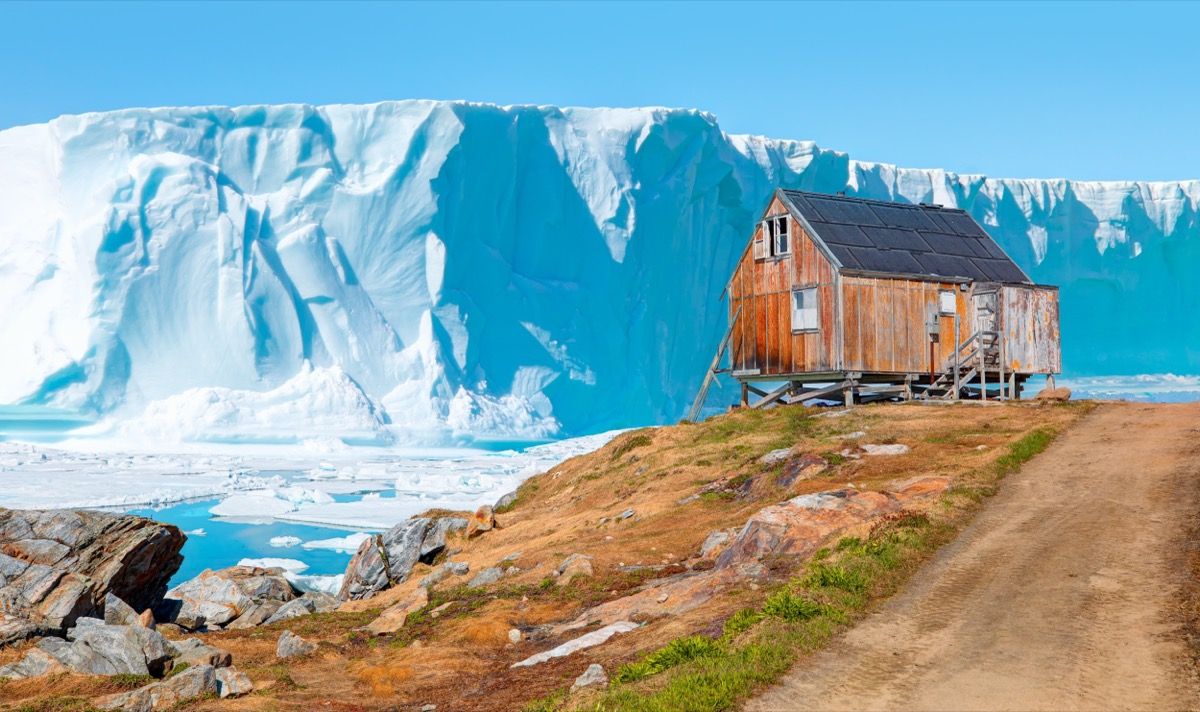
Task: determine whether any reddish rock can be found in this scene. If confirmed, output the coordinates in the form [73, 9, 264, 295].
[0, 509, 183, 641]
[466, 506, 496, 539]
[1036, 386, 1072, 401]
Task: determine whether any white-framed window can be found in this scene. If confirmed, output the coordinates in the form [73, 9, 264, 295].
[939, 290, 956, 315]
[791, 287, 819, 332]
[755, 216, 791, 259]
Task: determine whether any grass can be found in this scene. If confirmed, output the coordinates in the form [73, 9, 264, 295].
[615, 636, 723, 683]
[610, 431, 654, 461]
[528, 418, 1076, 712]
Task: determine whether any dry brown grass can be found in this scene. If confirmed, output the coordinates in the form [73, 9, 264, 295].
[0, 401, 1093, 712]
[352, 661, 413, 697]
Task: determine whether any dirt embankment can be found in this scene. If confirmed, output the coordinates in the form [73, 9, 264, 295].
[0, 401, 1090, 711]
[750, 402, 1200, 712]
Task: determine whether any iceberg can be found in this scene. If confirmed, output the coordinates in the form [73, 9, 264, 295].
[1, 100, 1196, 442]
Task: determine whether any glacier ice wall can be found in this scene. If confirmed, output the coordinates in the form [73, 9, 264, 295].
[0, 100, 1195, 442]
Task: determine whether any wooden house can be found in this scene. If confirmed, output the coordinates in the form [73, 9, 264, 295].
[690, 189, 1060, 414]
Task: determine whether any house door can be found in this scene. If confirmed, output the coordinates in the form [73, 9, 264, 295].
[972, 287, 1000, 367]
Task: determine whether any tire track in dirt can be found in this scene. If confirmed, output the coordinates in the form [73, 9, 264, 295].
[748, 403, 1200, 712]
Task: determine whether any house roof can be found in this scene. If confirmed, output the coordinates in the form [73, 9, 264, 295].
[778, 190, 1030, 283]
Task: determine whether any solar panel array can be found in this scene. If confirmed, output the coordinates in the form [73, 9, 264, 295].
[781, 190, 1028, 283]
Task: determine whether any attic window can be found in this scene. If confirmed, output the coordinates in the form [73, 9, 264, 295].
[791, 287, 819, 332]
[755, 216, 791, 259]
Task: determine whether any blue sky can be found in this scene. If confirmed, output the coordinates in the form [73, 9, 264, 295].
[3, 1, 1194, 181]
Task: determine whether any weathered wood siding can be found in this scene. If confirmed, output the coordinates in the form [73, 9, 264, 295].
[728, 196, 838, 376]
[1000, 284, 1061, 374]
[840, 276, 966, 374]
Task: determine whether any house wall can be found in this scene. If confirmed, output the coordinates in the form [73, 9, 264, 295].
[999, 284, 1061, 374]
[840, 275, 967, 374]
[728, 196, 838, 377]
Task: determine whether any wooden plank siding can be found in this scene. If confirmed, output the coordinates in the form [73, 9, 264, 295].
[729, 196, 838, 377]
[999, 284, 1061, 374]
[839, 276, 967, 374]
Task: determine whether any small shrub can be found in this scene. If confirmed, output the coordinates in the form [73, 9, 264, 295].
[722, 608, 765, 638]
[615, 635, 723, 682]
[761, 590, 831, 621]
[822, 451, 848, 466]
[804, 563, 869, 594]
[610, 431, 653, 460]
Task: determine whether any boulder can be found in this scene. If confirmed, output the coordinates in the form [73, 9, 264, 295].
[1036, 386, 1072, 401]
[364, 586, 429, 635]
[861, 443, 910, 456]
[1, 620, 176, 679]
[467, 567, 503, 589]
[276, 630, 318, 659]
[103, 593, 140, 627]
[339, 517, 466, 601]
[223, 600, 282, 630]
[494, 491, 518, 510]
[0, 614, 39, 648]
[422, 517, 467, 557]
[215, 666, 253, 698]
[168, 637, 231, 668]
[571, 663, 608, 692]
[0, 508, 183, 638]
[157, 566, 298, 630]
[0, 646, 67, 679]
[555, 554, 594, 587]
[96, 664, 217, 711]
[759, 447, 795, 465]
[465, 506, 495, 539]
[698, 530, 734, 559]
[264, 597, 317, 625]
[716, 478, 949, 569]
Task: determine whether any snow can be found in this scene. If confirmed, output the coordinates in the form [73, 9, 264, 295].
[0, 429, 621, 532]
[2, 100, 1196, 445]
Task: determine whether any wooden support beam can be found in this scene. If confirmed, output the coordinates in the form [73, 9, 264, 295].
[788, 381, 850, 404]
[686, 306, 742, 422]
[750, 382, 792, 410]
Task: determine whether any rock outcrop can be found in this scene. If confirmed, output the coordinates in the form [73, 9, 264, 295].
[0, 508, 184, 642]
[156, 565, 299, 630]
[97, 664, 218, 711]
[0, 618, 173, 679]
[339, 516, 467, 600]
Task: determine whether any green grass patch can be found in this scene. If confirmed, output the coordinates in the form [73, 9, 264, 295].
[610, 431, 654, 461]
[524, 418, 1075, 712]
[615, 636, 723, 683]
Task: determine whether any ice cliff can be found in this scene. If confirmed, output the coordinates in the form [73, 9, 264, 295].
[0, 101, 1194, 443]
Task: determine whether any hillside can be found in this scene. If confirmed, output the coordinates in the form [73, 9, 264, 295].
[0, 399, 1090, 711]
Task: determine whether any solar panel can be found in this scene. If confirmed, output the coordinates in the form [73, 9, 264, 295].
[812, 221, 875, 247]
[860, 226, 930, 252]
[917, 231, 978, 257]
[804, 196, 885, 226]
[780, 190, 1029, 283]
[869, 204, 940, 231]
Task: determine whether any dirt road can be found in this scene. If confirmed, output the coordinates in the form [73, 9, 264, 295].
[748, 402, 1200, 712]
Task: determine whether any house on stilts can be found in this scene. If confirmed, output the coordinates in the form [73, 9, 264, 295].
[690, 189, 1061, 416]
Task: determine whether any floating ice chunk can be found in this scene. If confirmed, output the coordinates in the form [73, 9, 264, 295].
[209, 491, 296, 518]
[269, 536, 303, 548]
[186, 528, 206, 537]
[287, 573, 345, 595]
[302, 532, 372, 553]
[237, 557, 309, 573]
